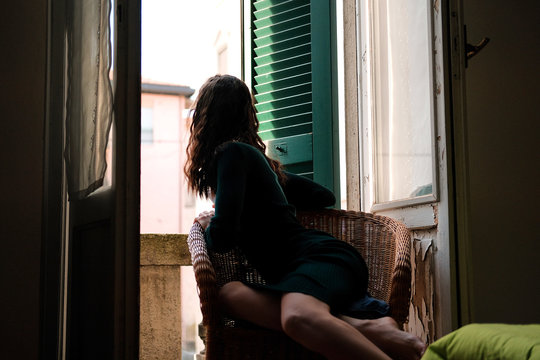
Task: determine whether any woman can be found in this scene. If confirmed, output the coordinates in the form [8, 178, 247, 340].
[185, 74, 425, 360]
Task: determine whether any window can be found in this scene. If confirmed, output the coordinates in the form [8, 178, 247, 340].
[360, 0, 437, 210]
[141, 106, 154, 144]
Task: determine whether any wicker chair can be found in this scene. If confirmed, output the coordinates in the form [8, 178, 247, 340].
[187, 209, 412, 360]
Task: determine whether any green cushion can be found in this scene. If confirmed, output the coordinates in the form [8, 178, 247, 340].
[422, 323, 540, 360]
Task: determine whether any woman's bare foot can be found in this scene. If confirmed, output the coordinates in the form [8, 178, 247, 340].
[340, 316, 426, 360]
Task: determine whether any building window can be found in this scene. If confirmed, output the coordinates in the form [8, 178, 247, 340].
[141, 106, 154, 144]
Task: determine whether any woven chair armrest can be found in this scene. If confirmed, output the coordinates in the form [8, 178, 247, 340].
[187, 222, 222, 326]
[353, 211, 412, 326]
[386, 219, 412, 326]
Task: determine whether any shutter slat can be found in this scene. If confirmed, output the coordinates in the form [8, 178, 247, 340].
[254, 63, 311, 85]
[254, 34, 310, 57]
[254, 14, 310, 38]
[259, 123, 312, 141]
[254, 0, 309, 16]
[254, 0, 299, 12]
[253, 43, 310, 67]
[259, 112, 312, 132]
[254, 72, 311, 93]
[255, 92, 311, 112]
[254, 4, 310, 29]
[254, 53, 311, 76]
[256, 103, 312, 121]
[254, 24, 310, 47]
[255, 82, 311, 103]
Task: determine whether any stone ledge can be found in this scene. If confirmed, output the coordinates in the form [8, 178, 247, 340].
[140, 234, 190, 266]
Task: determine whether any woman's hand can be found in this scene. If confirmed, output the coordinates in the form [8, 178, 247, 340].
[195, 210, 215, 230]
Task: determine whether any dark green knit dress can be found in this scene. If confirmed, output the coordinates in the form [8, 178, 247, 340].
[204, 142, 369, 313]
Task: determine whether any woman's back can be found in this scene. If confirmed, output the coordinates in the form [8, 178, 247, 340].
[205, 141, 303, 279]
[206, 141, 366, 286]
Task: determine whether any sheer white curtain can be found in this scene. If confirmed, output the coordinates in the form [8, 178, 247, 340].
[64, 0, 113, 200]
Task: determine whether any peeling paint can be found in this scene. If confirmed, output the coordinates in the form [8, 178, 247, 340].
[362, 175, 369, 185]
[421, 241, 433, 261]
[406, 237, 435, 344]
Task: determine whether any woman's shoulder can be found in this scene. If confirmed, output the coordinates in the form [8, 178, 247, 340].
[216, 141, 262, 158]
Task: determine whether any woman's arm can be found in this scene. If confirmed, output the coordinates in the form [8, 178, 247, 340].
[281, 171, 336, 210]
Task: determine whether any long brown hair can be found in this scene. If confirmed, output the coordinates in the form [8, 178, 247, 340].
[184, 74, 284, 198]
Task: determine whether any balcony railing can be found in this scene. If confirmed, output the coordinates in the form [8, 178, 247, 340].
[140, 234, 204, 360]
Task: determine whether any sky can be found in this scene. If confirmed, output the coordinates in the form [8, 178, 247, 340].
[141, 0, 220, 90]
[140, 0, 243, 94]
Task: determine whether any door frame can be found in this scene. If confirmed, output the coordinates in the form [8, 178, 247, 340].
[41, 0, 68, 357]
[41, 0, 141, 358]
[112, 0, 141, 357]
[446, 0, 473, 327]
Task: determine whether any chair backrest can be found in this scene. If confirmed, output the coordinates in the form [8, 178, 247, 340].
[297, 209, 412, 325]
[297, 209, 401, 302]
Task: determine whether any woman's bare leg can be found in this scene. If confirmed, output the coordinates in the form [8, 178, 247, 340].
[340, 315, 427, 360]
[281, 293, 390, 360]
[219, 283, 423, 359]
[218, 281, 282, 331]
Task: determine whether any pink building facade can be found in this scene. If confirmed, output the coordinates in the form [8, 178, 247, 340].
[140, 82, 196, 235]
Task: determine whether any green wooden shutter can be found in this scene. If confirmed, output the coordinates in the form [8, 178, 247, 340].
[250, 0, 338, 193]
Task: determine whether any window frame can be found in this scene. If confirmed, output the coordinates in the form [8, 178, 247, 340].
[358, 0, 440, 213]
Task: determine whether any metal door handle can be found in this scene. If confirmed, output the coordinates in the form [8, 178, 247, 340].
[464, 25, 490, 67]
[466, 37, 490, 60]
